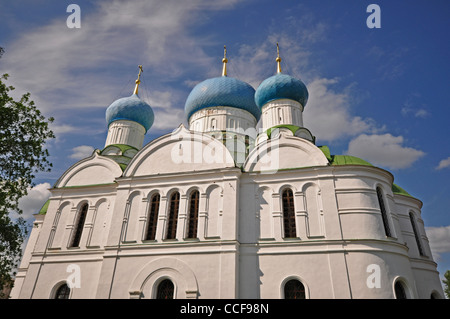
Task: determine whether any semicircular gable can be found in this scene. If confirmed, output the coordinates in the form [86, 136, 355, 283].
[243, 130, 329, 173]
[54, 151, 123, 188]
[124, 124, 235, 177]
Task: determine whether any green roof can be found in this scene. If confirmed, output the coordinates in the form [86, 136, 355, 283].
[38, 199, 50, 215]
[330, 155, 374, 167]
[265, 124, 301, 138]
[318, 145, 373, 167]
[318, 145, 332, 162]
[100, 144, 139, 171]
[392, 183, 413, 198]
[100, 144, 138, 155]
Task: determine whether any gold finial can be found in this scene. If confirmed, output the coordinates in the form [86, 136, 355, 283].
[222, 45, 228, 77]
[133, 65, 143, 95]
[276, 43, 282, 73]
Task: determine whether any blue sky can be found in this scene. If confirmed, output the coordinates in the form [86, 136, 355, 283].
[1, 0, 449, 286]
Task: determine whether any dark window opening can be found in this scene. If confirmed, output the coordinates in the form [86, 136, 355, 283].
[187, 191, 199, 238]
[54, 283, 70, 299]
[70, 203, 88, 247]
[409, 212, 424, 256]
[376, 187, 391, 237]
[166, 192, 180, 239]
[146, 194, 160, 240]
[156, 279, 174, 299]
[394, 281, 407, 299]
[282, 189, 296, 238]
[284, 279, 306, 299]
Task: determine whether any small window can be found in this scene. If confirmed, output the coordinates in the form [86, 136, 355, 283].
[284, 279, 306, 299]
[394, 281, 407, 299]
[156, 279, 174, 299]
[409, 212, 424, 256]
[376, 187, 391, 237]
[282, 189, 296, 238]
[166, 192, 180, 239]
[70, 203, 88, 247]
[54, 283, 70, 299]
[229, 118, 235, 129]
[187, 191, 199, 238]
[145, 194, 160, 240]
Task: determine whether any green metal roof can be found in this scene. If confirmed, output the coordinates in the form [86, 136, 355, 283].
[265, 124, 301, 138]
[330, 155, 374, 167]
[100, 144, 138, 155]
[38, 199, 50, 215]
[318, 145, 416, 200]
[392, 183, 413, 198]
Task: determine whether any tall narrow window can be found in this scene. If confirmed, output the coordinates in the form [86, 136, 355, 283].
[409, 212, 424, 256]
[145, 194, 160, 240]
[282, 189, 296, 238]
[187, 191, 199, 238]
[70, 203, 88, 247]
[376, 187, 391, 237]
[284, 279, 306, 299]
[394, 281, 407, 299]
[166, 192, 180, 239]
[54, 283, 70, 299]
[156, 279, 174, 299]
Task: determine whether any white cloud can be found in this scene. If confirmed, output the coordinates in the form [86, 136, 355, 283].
[2, 0, 243, 113]
[401, 105, 430, 119]
[436, 157, 450, 170]
[11, 183, 52, 221]
[70, 145, 95, 159]
[426, 225, 450, 261]
[303, 78, 380, 142]
[346, 133, 425, 169]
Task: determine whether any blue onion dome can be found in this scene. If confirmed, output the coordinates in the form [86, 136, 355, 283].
[184, 76, 261, 121]
[255, 73, 309, 109]
[105, 94, 154, 133]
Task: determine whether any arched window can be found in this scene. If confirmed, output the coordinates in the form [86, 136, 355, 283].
[394, 281, 407, 299]
[282, 188, 296, 238]
[70, 203, 88, 247]
[376, 187, 391, 237]
[187, 191, 199, 238]
[430, 292, 440, 299]
[145, 194, 160, 240]
[54, 283, 70, 299]
[409, 212, 424, 256]
[284, 279, 306, 299]
[166, 192, 180, 239]
[156, 279, 174, 299]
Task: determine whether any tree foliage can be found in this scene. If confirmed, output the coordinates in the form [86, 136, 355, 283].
[0, 47, 55, 296]
[443, 270, 450, 299]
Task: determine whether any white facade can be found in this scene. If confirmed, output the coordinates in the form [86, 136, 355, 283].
[11, 61, 444, 299]
[11, 125, 444, 299]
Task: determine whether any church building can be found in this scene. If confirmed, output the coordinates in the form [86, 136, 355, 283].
[11, 45, 444, 299]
